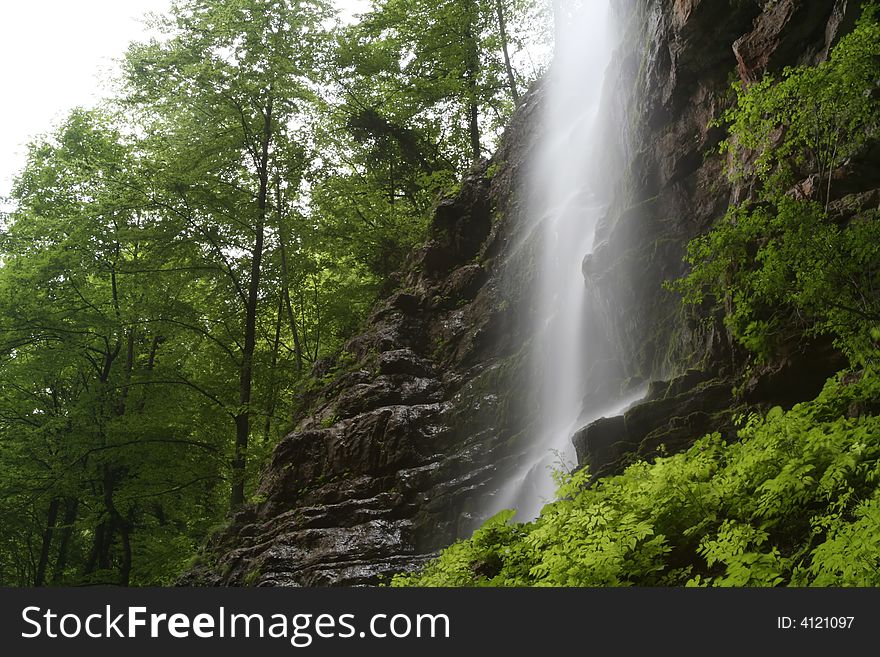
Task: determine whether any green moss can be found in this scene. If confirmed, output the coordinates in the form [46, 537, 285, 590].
[242, 565, 262, 586]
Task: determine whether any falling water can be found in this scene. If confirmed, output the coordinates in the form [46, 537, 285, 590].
[489, 0, 625, 520]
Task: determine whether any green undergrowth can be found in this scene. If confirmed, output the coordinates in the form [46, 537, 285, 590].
[393, 368, 880, 586]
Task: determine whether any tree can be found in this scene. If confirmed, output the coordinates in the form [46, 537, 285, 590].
[340, 0, 545, 169]
[308, 0, 547, 281]
[0, 109, 228, 585]
[123, 0, 332, 507]
[495, 0, 520, 105]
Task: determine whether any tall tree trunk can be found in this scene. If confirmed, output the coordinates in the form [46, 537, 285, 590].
[118, 329, 135, 415]
[99, 466, 117, 573]
[389, 156, 396, 205]
[283, 286, 304, 372]
[469, 102, 481, 161]
[51, 498, 78, 584]
[262, 293, 284, 445]
[231, 97, 273, 508]
[464, 20, 482, 161]
[137, 334, 163, 412]
[275, 176, 304, 372]
[34, 498, 60, 587]
[495, 0, 520, 104]
[98, 528, 113, 571]
[83, 522, 108, 576]
[298, 287, 310, 361]
[101, 463, 132, 585]
[118, 522, 132, 587]
[312, 276, 321, 362]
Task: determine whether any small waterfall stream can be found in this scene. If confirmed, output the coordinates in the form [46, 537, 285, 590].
[489, 0, 629, 520]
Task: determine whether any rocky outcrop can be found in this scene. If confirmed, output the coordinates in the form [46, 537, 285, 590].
[733, 0, 858, 84]
[573, 370, 738, 478]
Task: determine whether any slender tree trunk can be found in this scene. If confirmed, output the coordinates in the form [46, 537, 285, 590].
[495, 0, 520, 104]
[137, 334, 163, 412]
[262, 293, 284, 445]
[99, 466, 117, 573]
[469, 102, 481, 161]
[312, 276, 321, 362]
[51, 497, 78, 584]
[231, 97, 273, 508]
[275, 178, 304, 372]
[83, 522, 107, 576]
[118, 522, 132, 587]
[298, 287, 310, 361]
[283, 286, 304, 371]
[147, 335, 161, 370]
[389, 156, 396, 205]
[100, 463, 132, 585]
[464, 19, 482, 161]
[118, 329, 135, 415]
[34, 498, 60, 587]
[98, 528, 113, 570]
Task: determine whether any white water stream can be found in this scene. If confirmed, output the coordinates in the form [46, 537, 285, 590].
[489, 0, 628, 520]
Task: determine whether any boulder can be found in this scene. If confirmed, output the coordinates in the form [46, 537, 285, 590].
[573, 373, 735, 477]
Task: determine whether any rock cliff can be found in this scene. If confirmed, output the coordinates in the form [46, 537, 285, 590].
[185, 0, 873, 585]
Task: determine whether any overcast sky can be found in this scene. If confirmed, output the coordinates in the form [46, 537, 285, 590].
[0, 0, 368, 202]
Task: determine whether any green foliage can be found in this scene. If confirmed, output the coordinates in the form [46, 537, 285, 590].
[718, 4, 879, 195]
[0, 109, 229, 586]
[394, 369, 880, 587]
[673, 7, 880, 364]
[307, 0, 548, 279]
[677, 198, 880, 363]
[339, 0, 548, 164]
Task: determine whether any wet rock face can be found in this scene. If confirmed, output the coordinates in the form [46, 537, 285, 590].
[572, 342, 846, 478]
[573, 370, 737, 478]
[733, 0, 859, 84]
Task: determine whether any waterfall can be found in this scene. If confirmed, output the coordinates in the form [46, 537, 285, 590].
[488, 0, 632, 520]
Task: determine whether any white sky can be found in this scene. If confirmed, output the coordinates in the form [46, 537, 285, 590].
[0, 0, 369, 203]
